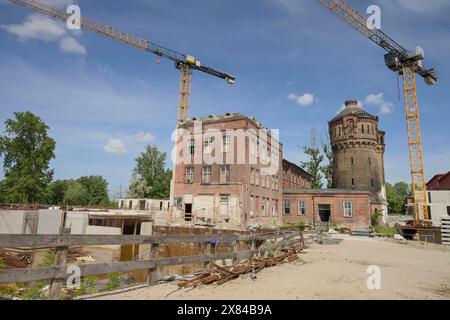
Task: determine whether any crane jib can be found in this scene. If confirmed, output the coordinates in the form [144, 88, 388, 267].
[9, 0, 233, 83]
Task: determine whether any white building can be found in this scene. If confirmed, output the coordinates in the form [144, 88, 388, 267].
[118, 198, 170, 211]
[427, 190, 450, 227]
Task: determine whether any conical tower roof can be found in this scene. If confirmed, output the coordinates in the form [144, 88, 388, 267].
[330, 99, 377, 122]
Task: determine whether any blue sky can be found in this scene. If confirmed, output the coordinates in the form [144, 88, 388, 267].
[0, 0, 449, 197]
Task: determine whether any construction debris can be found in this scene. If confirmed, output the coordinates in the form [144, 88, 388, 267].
[0, 250, 30, 269]
[177, 245, 304, 288]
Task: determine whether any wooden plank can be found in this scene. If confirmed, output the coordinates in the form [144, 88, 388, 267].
[146, 243, 159, 286]
[0, 231, 299, 248]
[48, 227, 70, 300]
[0, 251, 254, 284]
[204, 241, 211, 271]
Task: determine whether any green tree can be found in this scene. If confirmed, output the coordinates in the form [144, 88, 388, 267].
[63, 180, 88, 206]
[0, 180, 6, 203]
[393, 182, 412, 199]
[300, 129, 323, 189]
[320, 141, 333, 189]
[46, 179, 69, 205]
[77, 176, 110, 206]
[0, 112, 55, 203]
[128, 146, 171, 199]
[386, 182, 404, 215]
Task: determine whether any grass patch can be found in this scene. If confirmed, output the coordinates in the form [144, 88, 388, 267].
[105, 273, 121, 291]
[373, 225, 398, 236]
[74, 276, 97, 297]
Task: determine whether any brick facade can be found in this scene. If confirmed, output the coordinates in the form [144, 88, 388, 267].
[282, 189, 371, 229]
[282, 159, 312, 190]
[329, 100, 386, 198]
[170, 113, 283, 229]
[169, 111, 374, 231]
[328, 100, 388, 223]
[427, 171, 450, 190]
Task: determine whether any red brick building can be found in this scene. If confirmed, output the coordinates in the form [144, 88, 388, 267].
[282, 189, 371, 229]
[170, 113, 284, 229]
[282, 159, 312, 189]
[427, 171, 450, 190]
[169, 112, 372, 230]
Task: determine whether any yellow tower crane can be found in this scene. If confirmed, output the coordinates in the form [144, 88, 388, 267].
[8, 0, 235, 124]
[317, 0, 438, 224]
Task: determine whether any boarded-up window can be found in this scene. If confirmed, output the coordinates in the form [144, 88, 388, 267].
[202, 166, 211, 183]
[220, 165, 230, 183]
[204, 136, 214, 154]
[219, 194, 229, 217]
[222, 135, 231, 153]
[185, 167, 194, 184]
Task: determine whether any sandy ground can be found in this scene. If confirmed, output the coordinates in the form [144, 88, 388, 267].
[91, 235, 450, 300]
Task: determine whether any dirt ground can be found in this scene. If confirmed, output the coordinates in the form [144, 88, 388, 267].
[91, 235, 450, 300]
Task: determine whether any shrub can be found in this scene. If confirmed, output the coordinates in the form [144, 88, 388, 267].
[74, 276, 97, 297]
[105, 273, 121, 291]
[371, 212, 381, 226]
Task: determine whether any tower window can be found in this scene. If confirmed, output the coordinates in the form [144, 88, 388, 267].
[352, 178, 355, 186]
[371, 178, 374, 187]
[351, 157, 354, 165]
[362, 125, 364, 134]
[368, 157, 371, 166]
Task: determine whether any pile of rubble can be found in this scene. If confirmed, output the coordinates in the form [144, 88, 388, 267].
[177, 245, 304, 287]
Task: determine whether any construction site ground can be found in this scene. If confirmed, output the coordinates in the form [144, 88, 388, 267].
[90, 235, 450, 300]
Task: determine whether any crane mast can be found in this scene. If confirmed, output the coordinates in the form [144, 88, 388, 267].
[317, 0, 439, 223]
[8, 0, 235, 123]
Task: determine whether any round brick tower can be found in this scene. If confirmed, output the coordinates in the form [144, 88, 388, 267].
[328, 100, 386, 208]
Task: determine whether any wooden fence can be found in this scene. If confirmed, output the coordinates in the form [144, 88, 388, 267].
[0, 229, 303, 298]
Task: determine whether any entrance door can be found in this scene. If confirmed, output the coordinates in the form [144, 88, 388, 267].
[318, 204, 331, 222]
[184, 204, 192, 221]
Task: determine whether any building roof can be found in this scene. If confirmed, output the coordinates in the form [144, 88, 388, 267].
[180, 112, 264, 129]
[282, 159, 312, 178]
[426, 171, 450, 189]
[330, 100, 377, 123]
[283, 188, 369, 195]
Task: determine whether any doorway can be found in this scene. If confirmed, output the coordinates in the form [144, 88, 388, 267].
[184, 203, 192, 222]
[318, 204, 331, 222]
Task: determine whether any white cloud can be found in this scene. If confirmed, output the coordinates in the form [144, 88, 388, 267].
[104, 139, 127, 155]
[1, 14, 65, 41]
[364, 93, 393, 115]
[288, 92, 316, 107]
[60, 36, 86, 55]
[133, 131, 155, 143]
[1, 13, 86, 55]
